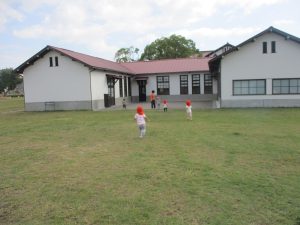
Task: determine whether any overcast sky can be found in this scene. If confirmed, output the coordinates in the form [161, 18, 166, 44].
[1, 0, 299, 68]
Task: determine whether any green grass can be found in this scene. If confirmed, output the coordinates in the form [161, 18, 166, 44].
[0, 98, 300, 225]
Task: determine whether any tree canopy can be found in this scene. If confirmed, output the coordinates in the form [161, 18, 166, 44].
[0, 68, 23, 93]
[140, 34, 201, 60]
[114, 46, 139, 63]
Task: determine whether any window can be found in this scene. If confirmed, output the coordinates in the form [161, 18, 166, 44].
[124, 76, 127, 97]
[180, 75, 188, 95]
[55, 56, 59, 66]
[273, 79, 300, 94]
[204, 74, 213, 94]
[271, 41, 276, 53]
[49, 57, 53, 67]
[128, 77, 131, 96]
[262, 42, 267, 54]
[157, 76, 169, 95]
[119, 78, 123, 97]
[192, 74, 200, 94]
[233, 79, 266, 95]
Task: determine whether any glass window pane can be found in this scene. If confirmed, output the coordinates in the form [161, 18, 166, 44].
[249, 87, 257, 94]
[257, 80, 265, 88]
[241, 88, 248, 95]
[290, 87, 298, 93]
[234, 88, 241, 95]
[234, 81, 242, 88]
[241, 81, 248, 88]
[290, 79, 298, 86]
[273, 87, 281, 94]
[256, 88, 265, 94]
[249, 81, 257, 88]
[281, 80, 289, 86]
[281, 86, 289, 94]
[273, 80, 281, 86]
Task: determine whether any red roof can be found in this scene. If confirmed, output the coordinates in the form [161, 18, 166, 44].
[121, 57, 210, 74]
[50, 46, 133, 74]
[15, 45, 210, 74]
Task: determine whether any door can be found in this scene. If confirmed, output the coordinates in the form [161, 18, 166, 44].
[137, 80, 147, 102]
[107, 77, 115, 106]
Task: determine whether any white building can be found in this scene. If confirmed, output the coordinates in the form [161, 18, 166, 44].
[15, 26, 300, 111]
[209, 26, 300, 107]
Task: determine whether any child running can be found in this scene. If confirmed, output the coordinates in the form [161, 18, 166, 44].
[134, 105, 148, 138]
[163, 100, 168, 112]
[186, 100, 192, 120]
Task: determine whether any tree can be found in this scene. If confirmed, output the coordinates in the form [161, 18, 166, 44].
[140, 34, 201, 60]
[114, 46, 139, 62]
[0, 68, 23, 93]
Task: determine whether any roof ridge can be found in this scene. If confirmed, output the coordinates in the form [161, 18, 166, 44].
[49, 45, 118, 64]
[122, 57, 207, 64]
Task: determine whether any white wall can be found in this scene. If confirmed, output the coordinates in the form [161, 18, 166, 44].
[131, 72, 212, 97]
[90, 70, 107, 100]
[221, 32, 300, 101]
[23, 51, 91, 103]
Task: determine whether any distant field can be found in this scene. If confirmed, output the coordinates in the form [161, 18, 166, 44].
[0, 98, 299, 225]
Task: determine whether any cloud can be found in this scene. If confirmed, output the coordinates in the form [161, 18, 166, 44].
[273, 19, 295, 26]
[0, 2, 23, 31]
[177, 27, 261, 38]
[10, 0, 287, 59]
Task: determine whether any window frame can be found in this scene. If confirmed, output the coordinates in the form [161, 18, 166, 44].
[55, 56, 59, 66]
[262, 42, 268, 54]
[271, 41, 276, 53]
[49, 57, 53, 67]
[272, 78, 300, 95]
[204, 74, 213, 94]
[192, 74, 200, 94]
[157, 75, 170, 95]
[233, 79, 266, 96]
[180, 75, 188, 95]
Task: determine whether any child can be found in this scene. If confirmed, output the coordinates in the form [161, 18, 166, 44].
[134, 105, 148, 138]
[122, 98, 126, 109]
[186, 100, 192, 120]
[150, 90, 156, 109]
[163, 100, 168, 112]
[156, 96, 161, 110]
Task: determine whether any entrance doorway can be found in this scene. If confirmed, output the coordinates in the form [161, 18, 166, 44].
[105, 76, 116, 107]
[137, 80, 147, 102]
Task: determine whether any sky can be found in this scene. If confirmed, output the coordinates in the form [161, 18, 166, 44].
[1, 0, 300, 69]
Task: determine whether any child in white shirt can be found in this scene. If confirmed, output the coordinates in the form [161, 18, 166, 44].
[134, 105, 148, 138]
[186, 100, 192, 120]
[156, 96, 161, 110]
[163, 100, 168, 112]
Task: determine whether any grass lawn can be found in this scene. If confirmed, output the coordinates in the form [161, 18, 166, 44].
[0, 98, 300, 225]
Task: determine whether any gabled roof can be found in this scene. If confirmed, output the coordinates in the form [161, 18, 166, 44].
[15, 45, 210, 75]
[209, 26, 300, 66]
[121, 57, 210, 75]
[15, 45, 133, 74]
[237, 26, 300, 48]
[205, 43, 234, 57]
